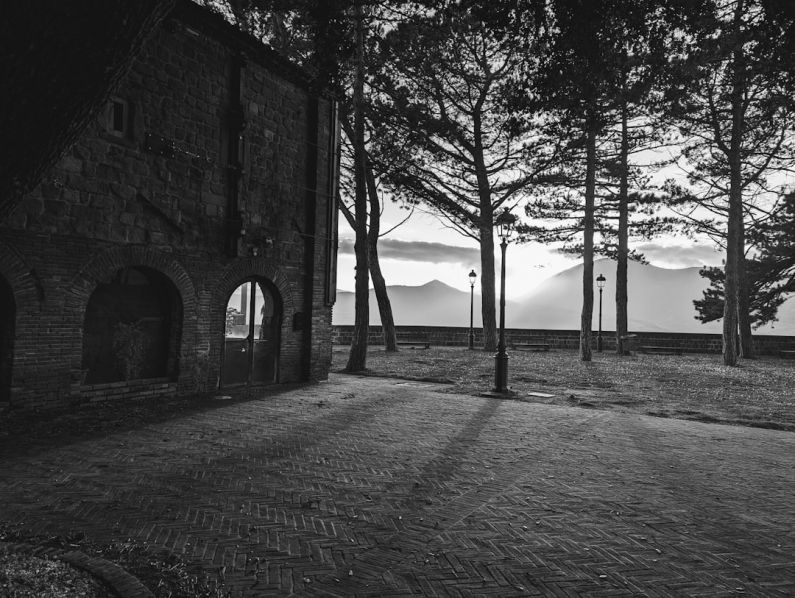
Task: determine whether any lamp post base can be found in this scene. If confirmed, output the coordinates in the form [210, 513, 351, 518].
[468, 332, 475, 350]
[494, 351, 509, 393]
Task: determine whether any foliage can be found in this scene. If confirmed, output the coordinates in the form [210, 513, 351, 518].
[371, 4, 551, 240]
[754, 192, 795, 295]
[199, 0, 354, 94]
[694, 262, 788, 327]
[663, 0, 795, 239]
[191, 0, 795, 360]
[523, 0, 632, 360]
[662, 0, 795, 362]
[225, 307, 241, 336]
[695, 192, 795, 326]
[367, 3, 553, 351]
[515, 0, 699, 253]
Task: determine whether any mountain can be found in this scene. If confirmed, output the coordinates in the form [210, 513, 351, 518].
[510, 259, 720, 333]
[333, 280, 487, 328]
[333, 258, 795, 335]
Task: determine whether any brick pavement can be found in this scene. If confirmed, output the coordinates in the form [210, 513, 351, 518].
[0, 373, 793, 597]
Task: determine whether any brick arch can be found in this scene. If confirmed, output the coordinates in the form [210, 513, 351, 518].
[66, 247, 199, 382]
[0, 241, 43, 308]
[0, 242, 38, 403]
[213, 259, 296, 317]
[210, 260, 298, 386]
[67, 246, 198, 315]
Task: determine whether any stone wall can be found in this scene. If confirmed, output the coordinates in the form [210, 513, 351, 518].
[0, 1, 337, 409]
[332, 325, 795, 356]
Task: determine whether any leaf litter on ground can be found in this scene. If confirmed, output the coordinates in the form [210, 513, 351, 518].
[333, 346, 795, 431]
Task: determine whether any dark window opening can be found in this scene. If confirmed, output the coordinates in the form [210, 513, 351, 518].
[82, 267, 182, 385]
[107, 98, 129, 137]
[237, 134, 245, 167]
[222, 278, 282, 387]
[0, 275, 15, 402]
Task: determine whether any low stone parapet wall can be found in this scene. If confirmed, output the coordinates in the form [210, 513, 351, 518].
[332, 325, 795, 356]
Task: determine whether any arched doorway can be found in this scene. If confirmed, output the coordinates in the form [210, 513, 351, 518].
[0, 275, 14, 402]
[222, 279, 282, 386]
[82, 266, 182, 384]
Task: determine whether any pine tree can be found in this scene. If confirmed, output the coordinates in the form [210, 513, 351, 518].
[664, 0, 795, 364]
[694, 192, 795, 328]
[370, 4, 553, 352]
[531, 0, 638, 361]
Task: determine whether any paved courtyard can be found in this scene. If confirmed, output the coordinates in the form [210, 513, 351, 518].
[0, 374, 793, 597]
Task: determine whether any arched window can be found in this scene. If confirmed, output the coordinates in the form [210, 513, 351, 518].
[223, 278, 282, 386]
[0, 274, 14, 402]
[82, 267, 182, 384]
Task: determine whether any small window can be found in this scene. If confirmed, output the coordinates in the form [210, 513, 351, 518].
[107, 98, 129, 137]
[237, 134, 246, 166]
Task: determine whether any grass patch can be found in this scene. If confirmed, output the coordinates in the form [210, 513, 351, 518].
[333, 345, 795, 431]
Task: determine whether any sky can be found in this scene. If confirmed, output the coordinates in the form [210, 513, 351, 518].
[335, 200, 727, 298]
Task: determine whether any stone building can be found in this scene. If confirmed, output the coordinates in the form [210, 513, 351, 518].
[0, 0, 339, 409]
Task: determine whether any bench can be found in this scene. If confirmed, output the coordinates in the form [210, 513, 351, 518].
[511, 340, 551, 352]
[396, 333, 430, 349]
[619, 334, 638, 355]
[779, 349, 795, 359]
[640, 346, 683, 356]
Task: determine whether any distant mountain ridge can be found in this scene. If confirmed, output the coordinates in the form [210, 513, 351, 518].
[333, 258, 795, 335]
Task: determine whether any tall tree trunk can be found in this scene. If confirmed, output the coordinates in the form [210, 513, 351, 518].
[737, 220, 755, 358]
[616, 100, 630, 355]
[365, 161, 397, 352]
[580, 120, 597, 362]
[724, 184, 742, 366]
[339, 115, 397, 353]
[723, 0, 745, 367]
[473, 125, 497, 352]
[479, 212, 497, 352]
[345, 0, 369, 372]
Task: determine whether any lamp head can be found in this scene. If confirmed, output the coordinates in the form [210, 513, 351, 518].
[596, 273, 606, 289]
[495, 208, 517, 242]
[468, 269, 477, 286]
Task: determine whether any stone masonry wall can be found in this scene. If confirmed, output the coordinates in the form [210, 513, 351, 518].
[332, 325, 795, 356]
[0, 1, 336, 409]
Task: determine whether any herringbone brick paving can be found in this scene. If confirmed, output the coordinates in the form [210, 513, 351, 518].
[0, 374, 793, 596]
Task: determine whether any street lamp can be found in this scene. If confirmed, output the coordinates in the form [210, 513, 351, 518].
[596, 273, 606, 352]
[494, 208, 517, 393]
[468, 269, 477, 350]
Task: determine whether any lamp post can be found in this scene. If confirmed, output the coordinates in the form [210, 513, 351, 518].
[596, 273, 606, 352]
[468, 269, 477, 350]
[494, 208, 516, 393]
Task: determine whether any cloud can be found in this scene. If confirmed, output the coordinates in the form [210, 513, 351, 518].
[338, 237, 481, 265]
[632, 242, 724, 268]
